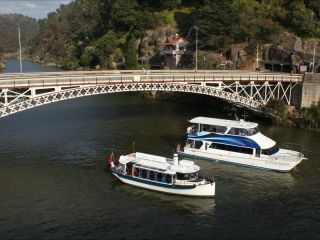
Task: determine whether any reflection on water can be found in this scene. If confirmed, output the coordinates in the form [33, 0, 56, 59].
[111, 178, 216, 215]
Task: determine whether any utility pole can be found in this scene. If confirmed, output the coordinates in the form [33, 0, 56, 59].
[256, 43, 259, 71]
[311, 45, 316, 73]
[18, 25, 23, 74]
[194, 26, 198, 71]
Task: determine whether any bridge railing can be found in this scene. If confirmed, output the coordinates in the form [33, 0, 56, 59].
[0, 72, 303, 89]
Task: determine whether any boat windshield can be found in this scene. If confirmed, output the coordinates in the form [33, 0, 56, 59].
[177, 172, 198, 181]
[228, 127, 260, 136]
[261, 146, 279, 155]
[186, 139, 202, 149]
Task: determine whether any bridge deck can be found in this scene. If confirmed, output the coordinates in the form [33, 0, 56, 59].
[0, 70, 303, 89]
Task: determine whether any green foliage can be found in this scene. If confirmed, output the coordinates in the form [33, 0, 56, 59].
[79, 52, 93, 66]
[266, 99, 287, 117]
[61, 57, 79, 70]
[125, 36, 138, 69]
[113, 0, 139, 31]
[0, 14, 38, 53]
[27, 0, 320, 70]
[286, 1, 319, 37]
[197, 51, 215, 69]
[302, 103, 320, 130]
[156, 10, 176, 25]
[265, 99, 288, 125]
[193, 0, 236, 50]
[94, 30, 118, 68]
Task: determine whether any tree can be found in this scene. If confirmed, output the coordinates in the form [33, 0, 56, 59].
[79, 52, 93, 67]
[112, 0, 138, 31]
[94, 30, 118, 68]
[125, 36, 138, 69]
[193, 0, 237, 50]
[287, 1, 319, 37]
[306, 103, 320, 129]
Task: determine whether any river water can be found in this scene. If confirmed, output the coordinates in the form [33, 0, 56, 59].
[0, 60, 320, 239]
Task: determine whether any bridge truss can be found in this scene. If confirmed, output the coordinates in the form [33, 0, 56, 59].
[0, 71, 302, 118]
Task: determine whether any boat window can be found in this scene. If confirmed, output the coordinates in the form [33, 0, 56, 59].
[186, 139, 193, 147]
[177, 173, 187, 180]
[194, 141, 202, 149]
[133, 168, 140, 177]
[247, 127, 260, 136]
[156, 173, 163, 182]
[149, 171, 155, 180]
[187, 125, 197, 134]
[202, 124, 227, 133]
[187, 140, 202, 149]
[141, 169, 147, 179]
[177, 173, 198, 181]
[209, 143, 253, 155]
[228, 127, 260, 136]
[228, 128, 248, 136]
[262, 146, 279, 155]
[126, 163, 133, 175]
[165, 175, 172, 184]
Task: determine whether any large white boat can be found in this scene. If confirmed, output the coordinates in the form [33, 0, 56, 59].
[109, 152, 215, 197]
[177, 116, 307, 172]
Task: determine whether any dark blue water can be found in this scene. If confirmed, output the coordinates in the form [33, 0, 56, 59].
[0, 60, 319, 239]
[1, 58, 60, 73]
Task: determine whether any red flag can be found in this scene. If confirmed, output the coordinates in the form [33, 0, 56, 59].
[107, 152, 114, 166]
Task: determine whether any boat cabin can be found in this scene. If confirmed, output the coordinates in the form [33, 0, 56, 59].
[188, 116, 260, 136]
[186, 117, 278, 157]
[118, 153, 201, 185]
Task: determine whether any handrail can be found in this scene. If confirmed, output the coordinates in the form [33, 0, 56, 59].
[0, 72, 303, 89]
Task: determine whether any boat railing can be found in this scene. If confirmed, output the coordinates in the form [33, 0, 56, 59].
[281, 142, 311, 157]
[175, 177, 214, 186]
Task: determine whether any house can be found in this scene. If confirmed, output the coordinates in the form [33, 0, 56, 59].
[160, 35, 192, 69]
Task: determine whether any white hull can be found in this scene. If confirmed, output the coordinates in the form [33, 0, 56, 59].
[113, 172, 215, 197]
[180, 148, 304, 172]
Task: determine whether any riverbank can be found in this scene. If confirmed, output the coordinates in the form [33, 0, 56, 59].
[264, 99, 320, 132]
[0, 60, 5, 69]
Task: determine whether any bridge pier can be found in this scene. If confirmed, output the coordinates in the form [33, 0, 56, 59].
[299, 73, 320, 108]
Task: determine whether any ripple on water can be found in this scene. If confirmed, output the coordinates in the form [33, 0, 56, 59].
[0, 88, 320, 239]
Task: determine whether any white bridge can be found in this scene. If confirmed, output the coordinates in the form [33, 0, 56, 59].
[0, 70, 303, 118]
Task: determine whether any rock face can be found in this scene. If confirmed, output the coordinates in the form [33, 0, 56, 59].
[223, 32, 320, 72]
[137, 27, 180, 67]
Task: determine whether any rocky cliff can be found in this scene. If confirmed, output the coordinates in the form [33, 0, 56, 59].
[227, 32, 320, 72]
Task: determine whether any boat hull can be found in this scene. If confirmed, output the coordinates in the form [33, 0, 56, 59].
[178, 149, 304, 173]
[112, 171, 215, 197]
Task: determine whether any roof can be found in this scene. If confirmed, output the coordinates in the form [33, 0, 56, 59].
[119, 152, 200, 174]
[189, 116, 258, 129]
[165, 37, 189, 46]
[135, 159, 176, 174]
[170, 160, 200, 174]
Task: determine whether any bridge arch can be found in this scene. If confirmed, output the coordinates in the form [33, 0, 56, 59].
[0, 82, 263, 118]
[0, 70, 302, 119]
